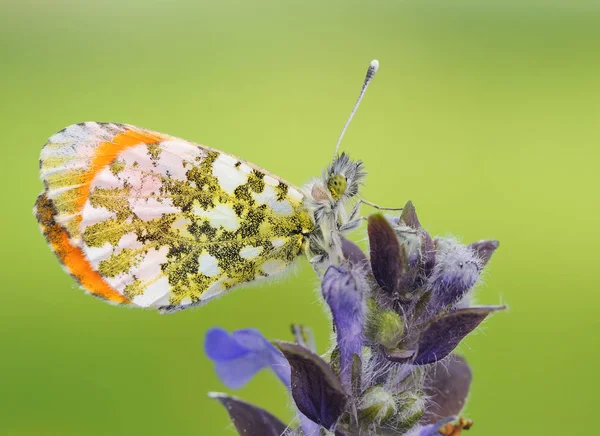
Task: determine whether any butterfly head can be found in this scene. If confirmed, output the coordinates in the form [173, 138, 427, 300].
[327, 175, 346, 200]
[326, 152, 365, 202]
[306, 153, 364, 208]
[307, 58, 378, 208]
[303, 60, 379, 266]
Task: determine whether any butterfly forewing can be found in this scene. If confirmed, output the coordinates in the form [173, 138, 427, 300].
[36, 122, 314, 312]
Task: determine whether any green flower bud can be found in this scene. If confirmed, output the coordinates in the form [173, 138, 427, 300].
[394, 392, 425, 431]
[376, 310, 404, 348]
[365, 298, 404, 348]
[358, 386, 397, 426]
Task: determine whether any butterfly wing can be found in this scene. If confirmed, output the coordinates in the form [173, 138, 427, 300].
[35, 122, 314, 312]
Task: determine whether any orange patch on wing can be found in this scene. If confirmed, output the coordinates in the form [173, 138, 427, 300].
[73, 128, 165, 217]
[35, 193, 130, 304]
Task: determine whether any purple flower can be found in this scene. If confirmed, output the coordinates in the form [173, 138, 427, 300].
[322, 265, 365, 391]
[206, 202, 504, 435]
[204, 327, 290, 389]
[205, 328, 321, 436]
[426, 238, 482, 313]
[365, 206, 504, 367]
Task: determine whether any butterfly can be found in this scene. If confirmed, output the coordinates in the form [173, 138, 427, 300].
[34, 60, 390, 313]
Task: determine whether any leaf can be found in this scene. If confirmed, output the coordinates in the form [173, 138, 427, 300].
[209, 392, 288, 436]
[413, 306, 505, 365]
[276, 342, 348, 430]
[422, 354, 472, 424]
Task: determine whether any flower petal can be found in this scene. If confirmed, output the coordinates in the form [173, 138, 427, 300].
[205, 327, 290, 389]
[413, 306, 505, 365]
[422, 354, 472, 424]
[209, 392, 288, 436]
[469, 239, 500, 267]
[368, 214, 405, 294]
[276, 341, 348, 430]
[322, 265, 364, 390]
[204, 327, 249, 361]
[427, 238, 481, 312]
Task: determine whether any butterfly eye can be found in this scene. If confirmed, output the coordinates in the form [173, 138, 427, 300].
[327, 174, 347, 200]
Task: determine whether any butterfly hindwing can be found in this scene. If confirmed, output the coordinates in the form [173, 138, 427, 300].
[34, 192, 129, 304]
[36, 122, 314, 311]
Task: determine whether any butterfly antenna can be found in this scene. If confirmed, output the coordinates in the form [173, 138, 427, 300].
[332, 59, 379, 159]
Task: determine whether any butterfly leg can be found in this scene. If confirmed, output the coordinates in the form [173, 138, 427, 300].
[339, 201, 363, 232]
[339, 199, 401, 232]
[358, 198, 404, 211]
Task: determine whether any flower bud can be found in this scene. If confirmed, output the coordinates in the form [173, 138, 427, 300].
[395, 392, 425, 431]
[358, 385, 397, 425]
[365, 299, 404, 349]
[375, 310, 405, 349]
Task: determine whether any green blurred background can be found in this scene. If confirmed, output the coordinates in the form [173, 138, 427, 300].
[1, 0, 598, 434]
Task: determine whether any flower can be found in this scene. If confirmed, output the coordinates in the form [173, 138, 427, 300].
[206, 202, 504, 435]
[204, 327, 290, 389]
[321, 265, 365, 390]
[205, 327, 321, 435]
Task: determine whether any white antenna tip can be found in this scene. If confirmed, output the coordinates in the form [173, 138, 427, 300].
[366, 60, 379, 82]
